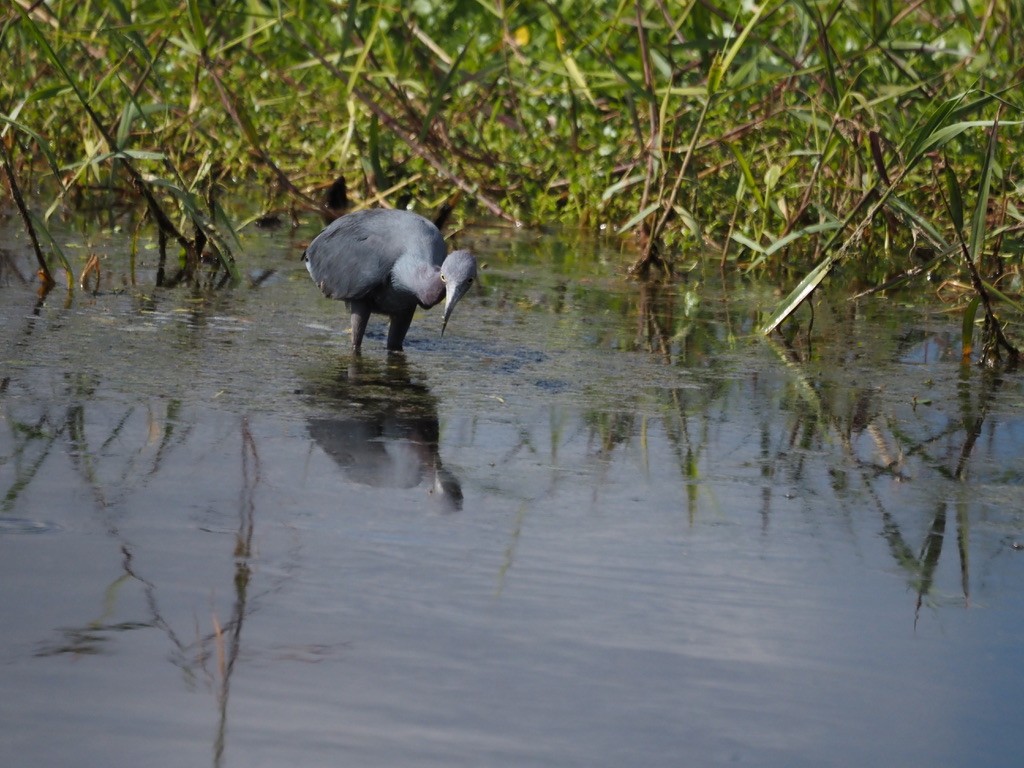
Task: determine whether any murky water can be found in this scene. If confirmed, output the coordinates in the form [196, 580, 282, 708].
[2, 217, 1023, 767]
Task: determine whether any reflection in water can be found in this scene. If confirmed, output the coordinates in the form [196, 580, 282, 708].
[212, 416, 259, 768]
[304, 355, 463, 512]
[4, 230, 1024, 767]
[0, 277, 269, 767]
[757, 332, 990, 623]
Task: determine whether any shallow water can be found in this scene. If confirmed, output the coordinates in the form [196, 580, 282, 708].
[2, 218, 1023, 767]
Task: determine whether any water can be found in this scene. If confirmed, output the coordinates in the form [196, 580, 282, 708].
[2, 219, 1023, 767]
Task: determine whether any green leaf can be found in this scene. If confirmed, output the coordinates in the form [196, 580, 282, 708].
[969, 119, 999, 264]
[115, 102, 171, 150]
[0, 113, 66, 188]
[730, 231, 765, 254]
[708, 3, 766, 95]
[27, 211, 74, 281]
[601, 173, 645, 202]
[942, 163, 964, 233]
[617, 202, 661, 234]
[12, 5, 90, 110]
[962, 295, 979, 356]
[901, 92, 967, 168]
[982, 280, 1024, 313]
[119, 150, 167, 161]
[887, 199, 950, 250]
[419, 39, 474, 143]
[917, 119, 1020, 160]
[187, 0, 208, 52]
[762, 220, 842, 258]
[761, 254, 836, 334]
[726, 143, 764, 209]
[562, 53, 596, 106]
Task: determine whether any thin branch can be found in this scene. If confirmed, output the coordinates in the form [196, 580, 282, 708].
[0, 137, 55, 288]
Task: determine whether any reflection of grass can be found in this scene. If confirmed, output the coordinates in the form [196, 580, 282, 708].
[562, 288, 1010, 617]
[496, 503, 529, 597]
[35, 628, 110, 657]
[2, 414, 64, 515]
[34, 618, 152, 658]
[12, 399, 267, 764]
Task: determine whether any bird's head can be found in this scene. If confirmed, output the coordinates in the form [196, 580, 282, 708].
[439, 250, 478, 337]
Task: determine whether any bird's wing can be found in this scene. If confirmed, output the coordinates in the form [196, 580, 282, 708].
[304, 213, 402, 300]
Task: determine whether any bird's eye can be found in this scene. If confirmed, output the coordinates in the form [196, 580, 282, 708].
[440, 274, 447, 283]
[467, 278, 474, 286]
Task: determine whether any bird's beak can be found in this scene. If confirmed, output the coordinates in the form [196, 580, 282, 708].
[441, 281, 471, 337]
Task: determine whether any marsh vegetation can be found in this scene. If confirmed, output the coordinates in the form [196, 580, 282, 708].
[2, 0, 1024, 362]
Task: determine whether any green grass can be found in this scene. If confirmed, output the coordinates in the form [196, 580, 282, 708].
[2, 0, 1024, 361]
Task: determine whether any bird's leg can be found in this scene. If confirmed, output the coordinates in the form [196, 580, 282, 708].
[386, 309, 415, 352]
[349, 300, 372, 351]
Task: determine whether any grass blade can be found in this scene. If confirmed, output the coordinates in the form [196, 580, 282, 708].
[969, 118, 999, 264]
[617, 202, 662, 234]
[761, 253, 836, 334]
[0, 112, 66, 192]
[708, 3, 766, 95]
[942, 162, 964, 233]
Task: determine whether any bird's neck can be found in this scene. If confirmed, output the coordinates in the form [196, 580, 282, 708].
[393, 254, 445, 308]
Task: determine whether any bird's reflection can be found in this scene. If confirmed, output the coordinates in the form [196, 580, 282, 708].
[305, 355, 463, 512]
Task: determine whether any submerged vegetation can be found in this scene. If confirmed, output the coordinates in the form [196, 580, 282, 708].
[1, 1, 1024, 362]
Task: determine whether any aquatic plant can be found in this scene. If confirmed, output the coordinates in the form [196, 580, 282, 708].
[1, 1, 1022, 361]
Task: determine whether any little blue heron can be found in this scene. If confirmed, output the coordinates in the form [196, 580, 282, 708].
[303, 209, 478, 352]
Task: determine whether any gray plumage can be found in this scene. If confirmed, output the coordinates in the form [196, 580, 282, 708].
[304, 209, 478, 352]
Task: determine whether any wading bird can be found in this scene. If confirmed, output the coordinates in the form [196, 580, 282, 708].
[304, 209, 477, 352]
